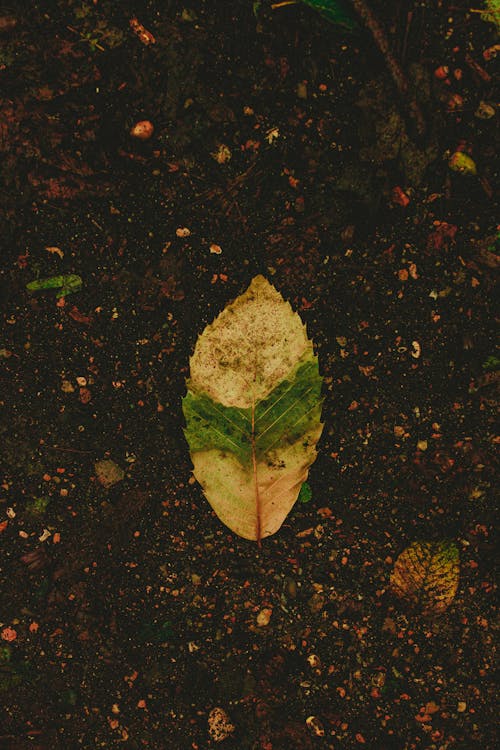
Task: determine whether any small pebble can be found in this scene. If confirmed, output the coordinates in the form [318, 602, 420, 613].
[130, 120, 154, 140]
[256, 607, 272, 627]
[475, 101, 495, 119]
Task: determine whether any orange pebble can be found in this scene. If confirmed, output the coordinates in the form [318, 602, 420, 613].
[434, 65, 449, 79]
[130, 120, 154, 140]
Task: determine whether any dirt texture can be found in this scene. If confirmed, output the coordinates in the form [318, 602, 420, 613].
[0, 1, 498, 749]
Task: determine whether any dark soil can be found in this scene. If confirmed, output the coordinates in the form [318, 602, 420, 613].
[0, 1, 498, 748]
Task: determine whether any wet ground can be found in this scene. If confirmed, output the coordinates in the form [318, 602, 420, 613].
[0, 1, 498, 748]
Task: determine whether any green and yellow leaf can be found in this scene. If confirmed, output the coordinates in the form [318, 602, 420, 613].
[390, 541, 460, 616]
[183, 275, 324, 542]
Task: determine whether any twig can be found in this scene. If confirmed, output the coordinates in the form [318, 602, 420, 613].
[351, 0, 426, 136]
[40, 445, 93, 454]
[401, 10, 413, 64]
[465, 53, 491, 82]
[469, 7, 499, 14]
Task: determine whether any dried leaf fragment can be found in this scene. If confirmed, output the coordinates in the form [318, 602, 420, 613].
[390, 540, 459, 615]
[95, 459, 125, 488]
[129, 17, 155, 45]
[306, 715, 325, 736]
[211, 144, 231, 164]
[208, 707, 235, 743]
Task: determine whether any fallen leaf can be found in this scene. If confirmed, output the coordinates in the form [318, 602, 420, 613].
[183, 276, 323, 542]
[390, 540, 460, 615]
[95, 459, 125, 488]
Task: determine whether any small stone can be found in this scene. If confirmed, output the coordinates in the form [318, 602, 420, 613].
[284, 577, 296, 598]
[297, 81, 308, 99]
[130, 120, 154, 140]
[256, 607, 272, 627]
[434, 65, 449, 79]
[475, 101, 495, 120]
[207, 707, 235, 743]
[307, 654, 321, 668]
[425, 700, 439, 714]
